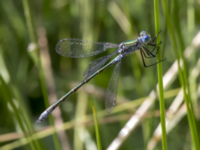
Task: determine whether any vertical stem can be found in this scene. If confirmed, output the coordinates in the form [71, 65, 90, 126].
[22, 0, 61, 150]
[161, 0, 200, 149]
[154, 0, 168, 150]
[74, 0, 94, 149]
[173, 0, 199, 148]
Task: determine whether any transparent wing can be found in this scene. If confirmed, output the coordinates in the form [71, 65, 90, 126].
[56, 38, 119, 58]
[105, 60, 121, 114]
[83, 49, 119, 80]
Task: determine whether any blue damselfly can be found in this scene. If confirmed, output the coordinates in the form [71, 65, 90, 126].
[36, 31, 164, 124]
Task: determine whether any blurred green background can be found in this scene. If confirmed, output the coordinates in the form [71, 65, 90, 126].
[0, 0, 200, 150]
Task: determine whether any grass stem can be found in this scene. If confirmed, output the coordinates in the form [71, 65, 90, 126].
[154, 1, 168, 149]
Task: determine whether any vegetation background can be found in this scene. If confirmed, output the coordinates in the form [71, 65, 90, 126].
[0, 0, 200, 150]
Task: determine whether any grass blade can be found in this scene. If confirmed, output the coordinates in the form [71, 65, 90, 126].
[92, 104, 102, 150]
[161, 0, 200, 149]
[154, 0, 168, 150]
[22, 0, 61, 149]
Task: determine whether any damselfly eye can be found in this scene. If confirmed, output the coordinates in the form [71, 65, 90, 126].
[142, 35, 151, 43]
[140, 31, 147, 37]
[144, 35, 149, 40]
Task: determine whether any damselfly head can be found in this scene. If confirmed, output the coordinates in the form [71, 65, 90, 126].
[140, 31, 147, 37]
[140, 31, 151, 43]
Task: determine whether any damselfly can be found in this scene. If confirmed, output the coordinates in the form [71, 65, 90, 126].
[36, 31, 164, 124]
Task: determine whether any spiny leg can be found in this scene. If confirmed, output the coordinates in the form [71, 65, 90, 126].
[142, 46, 156, 58]
[143, 41, 162, 57]
[140, 44, 160, 58]
[147, 30, 162, 47]
[143, 42, 161, 56]
[140, 48, 151, 67]
[140, 48, 166, 67]
[142, 48, 156, 58]
[142, 46, 156, 57]
[143, 48, 152, 56]
[150, 41, 162, 53]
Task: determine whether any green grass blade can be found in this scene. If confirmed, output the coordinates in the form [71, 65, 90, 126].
[92, 104, 102, 150]
[0, 75, 35, 150]
[172, 0, 200, 148]
[22, 0, 61, 149]
[161, 0, 200, 149]
[154, 0, 168, 150]
[11, 85, 43, 150]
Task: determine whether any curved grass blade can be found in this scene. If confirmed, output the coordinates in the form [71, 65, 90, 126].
[92, 104, 102, 150]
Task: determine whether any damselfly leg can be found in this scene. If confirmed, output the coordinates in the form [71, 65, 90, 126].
[140, 41, 166, 67]
[142, 41, 162, 58]
[147, 30, 162, 47]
